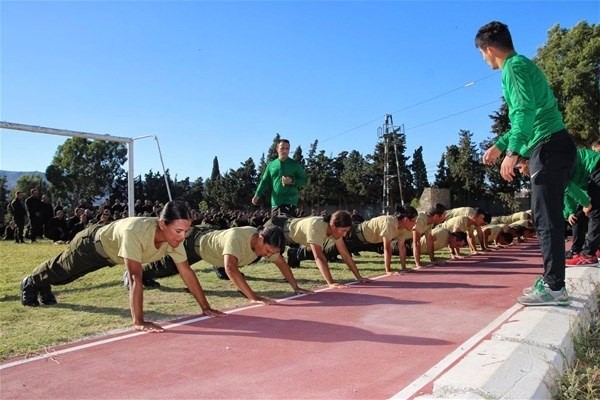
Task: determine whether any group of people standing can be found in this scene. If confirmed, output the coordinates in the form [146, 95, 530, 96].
[6, 189, 52, 243]
[15, 21, 600, 334]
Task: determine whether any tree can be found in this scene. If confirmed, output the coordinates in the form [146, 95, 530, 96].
[171, 176, 193, 203]
[480, 103, 528, 211]
[257, 153, 266, 177]
[210, 156, 221, 181]
[482, 104, 527, 191]
[108, 176, 128, 203]
[292, 146, 305, 167]
[329, 151, 349, 208]
[15, 174, 51, 200]
[232, 157, 258, 207]
[445, 130, 486, 205]
[183, 177, 205, 210]
[533, 21, 600, 146]
[267, 133, 281, 162]
[341, 150, 367, 205]
[138, 169, 171, 203]
[367, 132, 414, 211]
[443, 146, 460, 201]
[45, 137, 127, 206]
[208, 158, 258, 210]
[203, 156, 222, 208]
[302, 140, 329, 209]
[410, 146, 429, 198]
[433, 154, 449, 189]
[392, 133, 415, 205]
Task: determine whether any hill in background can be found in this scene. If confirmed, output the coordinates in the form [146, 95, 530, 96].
[0, 170, 47, 190]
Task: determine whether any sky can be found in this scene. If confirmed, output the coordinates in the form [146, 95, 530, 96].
[1, 1, 598, 185]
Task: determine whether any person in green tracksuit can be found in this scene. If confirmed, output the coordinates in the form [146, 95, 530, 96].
[252, 139, 307, 217]
[561, 148, 600, 266]
[476, 21, 577, 306]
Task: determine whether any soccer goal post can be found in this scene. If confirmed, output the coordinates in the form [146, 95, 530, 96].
[0, 121, 172, 216]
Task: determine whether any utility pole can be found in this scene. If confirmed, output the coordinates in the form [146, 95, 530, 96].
[377, 114, 405, 215]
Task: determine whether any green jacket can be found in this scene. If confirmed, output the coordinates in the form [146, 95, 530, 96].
[563, 148, 600, 218]
[495, 53, 566, 158]
[255, 157, 307, 207]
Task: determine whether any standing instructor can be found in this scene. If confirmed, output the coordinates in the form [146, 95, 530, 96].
[476, 21, 576, 306]
[252, 139, 307, 217]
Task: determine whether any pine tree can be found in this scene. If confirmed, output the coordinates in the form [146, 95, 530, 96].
[410, 146, 429, 198]
[433, 154, 448, 189]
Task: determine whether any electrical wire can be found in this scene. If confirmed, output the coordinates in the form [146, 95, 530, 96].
[320, 71, 500, 143]
[405, 98, 502, 132]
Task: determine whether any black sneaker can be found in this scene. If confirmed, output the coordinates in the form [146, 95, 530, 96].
[213, 266, 230, 280]
[565, 249, 578, 260]
[20, 276, 39, 307]
[39, 285, 57, 305]
[142, 277, 161, 288]
[287, 248, 300, 268]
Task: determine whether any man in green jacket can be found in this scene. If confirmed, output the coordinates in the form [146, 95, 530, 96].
[252, 139, 307, 217]
[476, 21, 577, 306]
[563, 148, 600, 267]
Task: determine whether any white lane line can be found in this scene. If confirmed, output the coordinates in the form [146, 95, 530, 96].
[389, 303, 523, 400]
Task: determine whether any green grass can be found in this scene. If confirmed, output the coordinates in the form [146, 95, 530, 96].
[0, 239, 401, 361]
[552, 286, 600, 400]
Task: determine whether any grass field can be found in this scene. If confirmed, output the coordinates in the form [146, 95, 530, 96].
[0, 239, 411, 361]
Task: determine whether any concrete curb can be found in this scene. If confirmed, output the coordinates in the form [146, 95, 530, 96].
[414, 266, 599, 400]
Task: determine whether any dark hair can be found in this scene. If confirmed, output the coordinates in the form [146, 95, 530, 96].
[426, 203, 447, 217]
[451, 231, 468, 244]
[475, 21, 514, 52]
[395, 205, 418, 220]
[499, 231, 514, 244]
[258, 225, 286, 254]
[483, 212, 492, 224]
[323, 210, 352, 228]
[278, 139, 290, 146]
[159, 201, 192, 224]
[509, 225, 525, 236]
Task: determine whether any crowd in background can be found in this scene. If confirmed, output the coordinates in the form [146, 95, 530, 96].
[2, 192, 345, 244]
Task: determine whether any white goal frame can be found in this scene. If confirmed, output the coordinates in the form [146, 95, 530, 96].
[0, 121, 172, 216]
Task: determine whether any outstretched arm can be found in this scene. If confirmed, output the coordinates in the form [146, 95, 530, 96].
[125, 258, 163, 333]
[311, 243, 347, 288]
[412, 230, 425, 268]
[272, 255, 313, 295]
[175, 260, 225, 317]
[383, 237, 395, 274]
[224, 254, 277, 305]
[335, 239, 370, 283]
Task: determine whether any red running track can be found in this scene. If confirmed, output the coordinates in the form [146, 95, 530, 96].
[1, 241, 546, 399]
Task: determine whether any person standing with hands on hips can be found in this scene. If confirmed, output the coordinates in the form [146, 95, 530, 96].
[252, 139, 307, 218]
[476, 21, 576, 306]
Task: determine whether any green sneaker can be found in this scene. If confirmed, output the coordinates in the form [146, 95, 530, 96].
[522, 276, 544, 295]
[517, 282, 570, 306]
